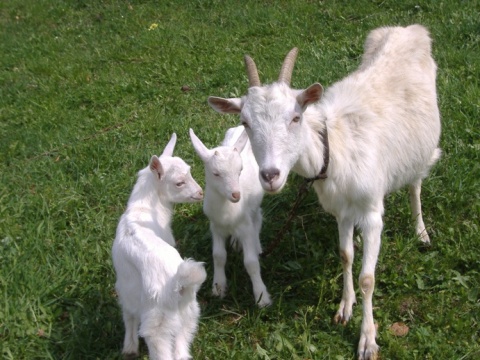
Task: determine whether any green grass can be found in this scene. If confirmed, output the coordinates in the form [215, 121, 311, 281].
[1, 0, 479, 359]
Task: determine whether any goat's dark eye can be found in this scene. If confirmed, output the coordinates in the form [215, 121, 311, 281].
[213, 173, 220, 177]
[176, 182, 185, 187]
[292, 116, 301, 123]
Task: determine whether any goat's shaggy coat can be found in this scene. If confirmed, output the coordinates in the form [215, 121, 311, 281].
[112, 134, 206, 360]
[208, 25, 441, 359]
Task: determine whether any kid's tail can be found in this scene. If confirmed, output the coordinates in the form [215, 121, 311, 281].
[175, 259, 207, 293]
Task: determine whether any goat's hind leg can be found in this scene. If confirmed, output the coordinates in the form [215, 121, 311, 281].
[174, 303, 201, 360]
[409, 179, 430, 243]
[334, 217, 356, 324]
[121, 310, 140, 359]
[140, 308, 176, 360]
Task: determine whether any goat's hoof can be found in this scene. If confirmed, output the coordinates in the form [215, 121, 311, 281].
[256, 292, 272, 308]
[257, 298, 272, 308]
[333, 313, 345, 325]
[417, 229, 431, 244]
[358, 330, 379, 360]
[333, 299, 355, 325]
[333, 311, 350, 326]
[123, 352, 139, 360]
[212, 283, 227, 298]
[358, 346, 379, 360]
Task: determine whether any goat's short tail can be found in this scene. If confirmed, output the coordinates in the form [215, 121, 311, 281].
[175, 259, 207, 291]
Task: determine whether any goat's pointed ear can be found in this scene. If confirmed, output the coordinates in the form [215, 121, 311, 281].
[297, 83, 323, 110]
[161, 133, 177, 158]
[149, 155, 164, 180]
[189, 128, 210, 162]
[233, 129, 248, 153]
[208, 96, 242, 114]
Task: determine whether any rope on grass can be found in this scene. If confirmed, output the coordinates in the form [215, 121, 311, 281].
[261, 179, 314, 258]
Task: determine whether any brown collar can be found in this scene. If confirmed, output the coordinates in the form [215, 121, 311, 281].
[305, 126, 329, 182]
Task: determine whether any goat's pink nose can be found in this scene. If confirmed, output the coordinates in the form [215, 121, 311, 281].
[232, 192, 240, 201]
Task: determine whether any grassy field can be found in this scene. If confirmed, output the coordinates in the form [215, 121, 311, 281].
[1, 0, 479, 359]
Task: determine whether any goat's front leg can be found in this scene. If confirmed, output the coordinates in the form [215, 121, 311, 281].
[237, 224, 271, 307]
[211, 223, 228, 298]
[334, 217, 356, 324]
[357, 212, 382, 360]
[409, 179, 430, 243]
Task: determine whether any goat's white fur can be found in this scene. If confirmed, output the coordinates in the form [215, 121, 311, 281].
[189, 126, 271, 307]
[112, 133, 207, 360]
[208, 25, 441, 359]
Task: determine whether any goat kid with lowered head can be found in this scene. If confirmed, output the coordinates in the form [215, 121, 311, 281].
[189, 126, 271, 307]
[112, 133, 206, 360]
[208, 25, 441, 359]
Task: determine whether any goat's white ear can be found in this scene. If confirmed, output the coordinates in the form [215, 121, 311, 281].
[189, 128, 210, 162]
[208, 96, 242, 114]
[149, 155, 164, 180]
[297, 83, 323, 110]
[233, 129, 248, 153]
[162, 133, 177, 157]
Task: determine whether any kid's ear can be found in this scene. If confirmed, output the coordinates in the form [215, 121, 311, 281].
[233, 129, 248, 153]
[189, 128, 210, 162]
[161, 133, 177, 157]
[149, 155, 164, 180]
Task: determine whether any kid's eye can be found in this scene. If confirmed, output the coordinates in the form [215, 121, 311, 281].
[176, 181, 185, 187]
[213, 173, 220, 177]
[292, 116, 301, 123]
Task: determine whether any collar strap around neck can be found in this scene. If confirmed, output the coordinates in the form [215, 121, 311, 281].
[305, 126, 329, 182]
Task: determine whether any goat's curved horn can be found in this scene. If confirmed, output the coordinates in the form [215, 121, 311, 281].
[244, 55, 261, 87]
[278, 47, 298, 85]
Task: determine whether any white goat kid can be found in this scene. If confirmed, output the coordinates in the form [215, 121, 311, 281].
[112, 133, 206, 360]
[208, 25, 441, 359]
[189, 126, 271, 307]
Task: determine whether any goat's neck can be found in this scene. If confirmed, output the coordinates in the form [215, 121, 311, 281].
[203, 180, 225, 204]
[292, 114, 328, 179]
[127, 175, 174, 231]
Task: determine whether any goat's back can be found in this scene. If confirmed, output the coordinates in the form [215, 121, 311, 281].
[316, 24, 440, 195]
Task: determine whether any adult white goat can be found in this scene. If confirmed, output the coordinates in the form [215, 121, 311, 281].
[112, 133, 206, 360]
[189, 126, 271, 307]
[207, 25, 441, 359]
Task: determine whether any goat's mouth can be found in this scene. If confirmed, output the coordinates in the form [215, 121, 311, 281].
[261, 180, 285, 194]
[229, 197, 241, 203]
[190, 195, 204, 202]
[259, 172, 286, 194]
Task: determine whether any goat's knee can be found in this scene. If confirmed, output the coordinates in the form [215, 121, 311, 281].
[359, 274, 375, 297]
[340, 249, 353, 267]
